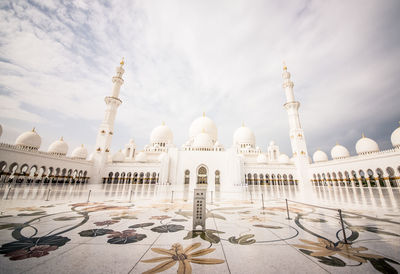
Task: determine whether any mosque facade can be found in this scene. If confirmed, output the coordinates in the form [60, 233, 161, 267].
[0, 60, 399, 190]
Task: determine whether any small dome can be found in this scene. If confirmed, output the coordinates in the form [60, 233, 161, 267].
[71, 144, 88, 159]
[269, 140, 276, 146]
[233, 125, 255, 146]
[48, 137, 68, 155]
[136, 152, 146, 162]
[127, 138, 136, 147]
[150, 123, 173, 145]
[331, 143, 350, 159]
[15, 128, 41, 150]
[355, 134, 379, 154]
[214, 141, 224, 149]
[257, 154, 268, 163]
[313, 149, 328, 163]
[279, 153, 290, 164]
[192, 132, 213, 148]
[112, 150, 125, 162]
[391, 123, 400, 148]
[189, 114, 218, 142]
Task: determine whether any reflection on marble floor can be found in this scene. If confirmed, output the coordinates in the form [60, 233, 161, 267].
[0, 184, 399, 273]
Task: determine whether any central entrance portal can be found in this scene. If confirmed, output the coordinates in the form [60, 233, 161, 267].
[197, 165, 208, 184]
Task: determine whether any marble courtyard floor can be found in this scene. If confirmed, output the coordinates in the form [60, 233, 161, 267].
[0, 184, 399, 274]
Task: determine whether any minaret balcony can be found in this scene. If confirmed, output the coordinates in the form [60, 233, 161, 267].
[104, 96, 122, 105]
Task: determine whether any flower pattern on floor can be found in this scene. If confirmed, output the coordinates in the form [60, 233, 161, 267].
[0, 198, 399, 273]
[141, 242, 224, 274]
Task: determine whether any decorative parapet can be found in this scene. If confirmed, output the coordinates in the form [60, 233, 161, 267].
[236, 147, 260, 155]
[0, 142, 93, 164]
[183, 147, 224, 152]
[145, 147, 169, 153]
[310, 147, 399, 166]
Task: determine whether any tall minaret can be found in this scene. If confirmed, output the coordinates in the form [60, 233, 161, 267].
[282, 63, 308, 158]
[93, 58, 125, 181]
[282, 63, 310, 188]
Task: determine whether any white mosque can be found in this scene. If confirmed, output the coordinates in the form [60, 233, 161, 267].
[0, 60, 399, 191]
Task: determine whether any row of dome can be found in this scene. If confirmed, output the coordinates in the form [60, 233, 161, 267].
[313, 127, 400, 163]
[13, 128, 88, 159]
[150, 115, 256, 148]
[5, 119, 399, 162]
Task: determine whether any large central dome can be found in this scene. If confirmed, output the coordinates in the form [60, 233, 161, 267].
[189, 113, 218, 142]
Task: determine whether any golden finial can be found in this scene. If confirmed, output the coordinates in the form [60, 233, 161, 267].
[60, 136, 64, 141]
[202, 111, 205, 117]
[120, 57, 125, 66]
[162, 121, 165, 126]
[336, 141, 339, 145]
[283, 61, 287, 71]
[32, 127, 36, 132]
[242, 121, 245, 127]
[362, 133, 365, 138]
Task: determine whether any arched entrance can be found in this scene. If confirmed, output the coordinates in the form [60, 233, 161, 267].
[197, 165, 207, 184]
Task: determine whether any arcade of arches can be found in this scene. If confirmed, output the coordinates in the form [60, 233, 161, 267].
[0, 161, 89, 184]
[103, 171, 160, 184]
[245, 173, 297, 185]
[312, 166, 400, 188]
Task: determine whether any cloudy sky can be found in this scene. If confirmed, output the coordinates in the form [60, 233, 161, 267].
[0, 0, 399, 157]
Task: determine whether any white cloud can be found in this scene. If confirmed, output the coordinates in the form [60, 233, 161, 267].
[0, 0, 399, 156]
